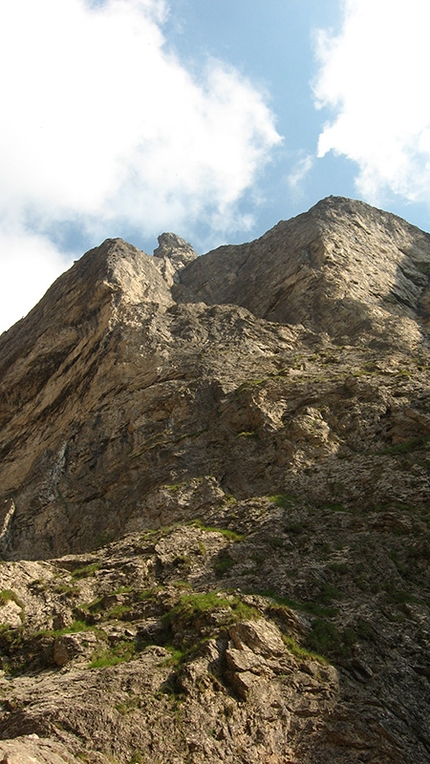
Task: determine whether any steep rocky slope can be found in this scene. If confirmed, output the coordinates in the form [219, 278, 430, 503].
[0, 197, 429, 763]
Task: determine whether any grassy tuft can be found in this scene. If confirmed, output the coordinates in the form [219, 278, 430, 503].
[0, 590, 24, 609]
[269, 494, 300, 510]
[162, 591, 259, 632]
[305, 618, 358, 659]
[190, 519, 244, 541]
[213, 551, 236, 577]
[282, 634, 326, 664]
[88, 640, 136, 669]
[258, 590, 338, 618]
[71, 563, 101, 579]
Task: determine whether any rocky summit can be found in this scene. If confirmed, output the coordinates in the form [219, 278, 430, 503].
[0, 196, 429, 763]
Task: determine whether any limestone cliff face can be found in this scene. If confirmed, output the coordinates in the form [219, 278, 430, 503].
[176, 196, 430, 347]
[0, 198, 430, 764]
[1, 197, 430, 560]
[0, 237, 176, 557]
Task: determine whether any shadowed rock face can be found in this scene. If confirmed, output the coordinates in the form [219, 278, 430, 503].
[0, 198, 430, 764]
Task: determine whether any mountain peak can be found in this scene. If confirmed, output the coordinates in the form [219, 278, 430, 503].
[0, 198, 430, 763]
[174, 196, 430, 348]
[152, 232, 198, 286]
[2, 195, 430, 556]
[153, 232, 197, 261]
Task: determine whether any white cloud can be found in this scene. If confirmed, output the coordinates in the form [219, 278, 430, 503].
[0, 231, 71, 334]
[0, 0, 280, 231]
[314, 0, 430, 204]
[0, 0, 281, 331]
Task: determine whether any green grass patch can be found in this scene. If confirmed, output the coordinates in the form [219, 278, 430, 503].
[115, 696, 140, 715]
[111, 586, 133, 595]
[190, 519, 244, 541]
[62, 620, 92, 634]
[213, 550, 236, 577]
[172, 554, 192, 569]
[88, 640, 136, 669]
[54, 583, 81, 598]
[320, 582, 343, 604]
[305, 618, 357, 659]
[162, 592, 259, 632]
[284, 520, 310, 535]
[269, 494, 300, 510]
[329, 562, 349, 574]
[71, 562, 101, 579]
[258, 590, 338, 618]
[161, 645, 186, 667]
[354, 618, 376, 642]
[305, 619, 343, 656]
[223, 494, 237, 505]
[384, 587, 422, 605]
[0, 590, 24, 609]
[105, 603, 132, 620]
[319, 502, 345, 512]
[81, 597, 104, 614]
[218, 529, 244, 541]
[282, 635, 326, 664]
[268, 538, 286, 549]
[127, 753, 145, 764]
[35, 619, 94, 638]
[138, 586, 162, 601]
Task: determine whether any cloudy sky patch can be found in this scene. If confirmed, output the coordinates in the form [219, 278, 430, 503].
[314, 0, 430, 205]
[1, 0, 430, 332]
[0, 0, 282, 329]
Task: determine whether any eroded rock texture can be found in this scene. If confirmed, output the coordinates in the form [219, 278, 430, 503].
[0, 197, 429, 763]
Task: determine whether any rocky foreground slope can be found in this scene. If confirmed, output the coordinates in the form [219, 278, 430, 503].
[0, 196, 429, 763]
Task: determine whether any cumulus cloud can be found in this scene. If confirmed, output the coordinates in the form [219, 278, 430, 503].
[314, 0, 430, 205]
[0, 230, 67, 333]
[0, 0, 281, 331]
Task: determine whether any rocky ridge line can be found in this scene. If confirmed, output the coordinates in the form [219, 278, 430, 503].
[0, 197, 429, 763]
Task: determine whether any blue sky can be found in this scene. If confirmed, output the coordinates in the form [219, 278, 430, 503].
[1, 0, 430, 331]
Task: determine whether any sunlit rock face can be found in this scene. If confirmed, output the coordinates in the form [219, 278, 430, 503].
[175, 195, 430, 346]
[0, 198, 430, 763]
[1, 196, 430, 560]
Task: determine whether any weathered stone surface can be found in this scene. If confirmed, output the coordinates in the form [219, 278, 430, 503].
[0, 735, 81, 764]
[0, 198, 429, 560]
[53, 630, 101, 666]
[0, 499, 15, 557]
[0, 197, 429, 763]
[175, 196, 430, 346]
[229, 619, 286, 657]
[0, 513, 425, 763]
[153, 232, 198, 286]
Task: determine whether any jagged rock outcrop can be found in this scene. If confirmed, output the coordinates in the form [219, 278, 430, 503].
[1, 198, 430, 560]
[0, 197, 430, 763]
[153, 231, 198, 286]
[0, 522, 425, 764]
